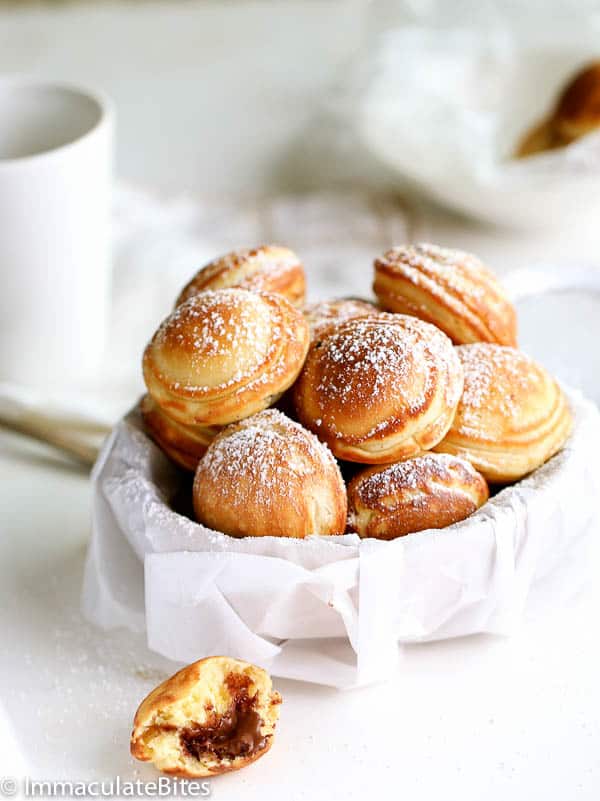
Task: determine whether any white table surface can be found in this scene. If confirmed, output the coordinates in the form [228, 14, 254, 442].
[1, 2, 600, 799]
[2, 430, 599, 800]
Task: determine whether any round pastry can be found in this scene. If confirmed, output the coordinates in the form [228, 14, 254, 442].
[373, 243, 517, 347]
[193, 409, 347, 538]
[176, 245, 306, 308]
[292, 313, 464, 464]
[140, 394, 219, 471]
[303, 297, 379, 341]
[553, 61, 600, 143]
[434, 344, 573, 482]
[143, 288, 309, 427]
[347, 453, 489, 540]
[130, 656, 282, 778]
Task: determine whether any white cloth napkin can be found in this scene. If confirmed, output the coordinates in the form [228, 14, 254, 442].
[351, 8, 600, 226]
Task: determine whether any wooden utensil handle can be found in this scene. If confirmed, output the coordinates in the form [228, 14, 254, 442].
[0, 413, 103, 468]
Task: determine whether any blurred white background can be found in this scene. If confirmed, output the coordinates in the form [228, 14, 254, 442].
[2, 0, 600, 266]
[1, 3, 600, 800]
[0, 0, 370, 194]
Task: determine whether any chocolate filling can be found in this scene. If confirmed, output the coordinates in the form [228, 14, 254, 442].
[180, 690, 267, 761]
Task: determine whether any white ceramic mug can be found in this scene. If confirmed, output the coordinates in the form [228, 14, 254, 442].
[0, 77, 113, 389]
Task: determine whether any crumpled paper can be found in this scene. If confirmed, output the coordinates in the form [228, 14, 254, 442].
[82, 389, 600, 689]
[354, 11, 600, 226]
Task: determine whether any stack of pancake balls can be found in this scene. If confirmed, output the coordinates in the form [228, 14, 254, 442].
[132, 244, 573, 780]
[141, 243, 573, 542]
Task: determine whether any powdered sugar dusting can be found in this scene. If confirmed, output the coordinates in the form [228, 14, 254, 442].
[317, 318, 413, 403]
[456, 343, 544, 437]
[379, 243, 500, 301]
[158, 289, 268, 355]
[153, 289, 281, 392]
[357, 452, 477, 506]
[179, 246, 301, 302]
[197, 409, 339, 509]
[218, 245, 299, 276]
[311, 314, 460, 438]
[303, 297, 378, 340]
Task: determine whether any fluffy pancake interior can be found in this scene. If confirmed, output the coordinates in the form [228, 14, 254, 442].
[133, 659, 280, 776]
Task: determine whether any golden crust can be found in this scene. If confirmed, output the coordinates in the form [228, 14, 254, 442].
[140, 394, 219, 471]
[347, 453, 489, 539]
[553, 61, 600, 143]
[303, 297, 379, 341]
[176, 245, 306, 308]
[434, 344, 573, 483]
[515, 118, 562, 158]
[292, 313, 464, 464]
[193, 409, 347, 538]
[515, 62, 600, 157]
[143, 288, 310, 427]
[130, 656, 282, 778]
[374, 244, 517, 347]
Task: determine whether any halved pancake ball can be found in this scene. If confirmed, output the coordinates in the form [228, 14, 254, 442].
[130, 656, 282, 778]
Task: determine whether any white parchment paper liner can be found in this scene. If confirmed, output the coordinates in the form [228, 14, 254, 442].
[82, 388, 600, 688]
